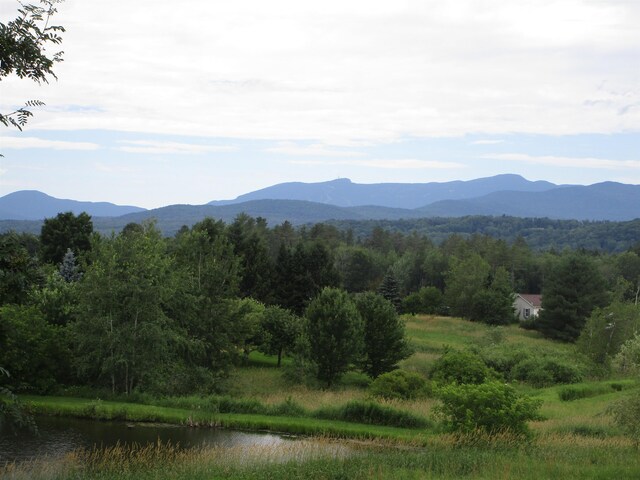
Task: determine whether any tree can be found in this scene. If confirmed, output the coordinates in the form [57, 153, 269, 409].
[0, 0, 64, 131]
[304, 287, 364, 386]
[377, 271, 401, 312]
[274, 242, 339, 315]
[227, 214, 275, 302]
[537, 253, 609, 342]
[40, 211, 93, 265]
[169, 218, 242, 382]
[401, 286, 444, 315]
[74, 223, 178, 395]
[355, 292, 410, 378]
[0, 231, 43, 305]
[258, 305, 301, 367]
[578, 301, 640, 365]
[444, 253, 491, 319]
[58, 248, 82, 282]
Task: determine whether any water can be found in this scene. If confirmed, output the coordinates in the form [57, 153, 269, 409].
[0, 416, 292, 464]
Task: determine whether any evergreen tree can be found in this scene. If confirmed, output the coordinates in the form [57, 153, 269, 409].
[377, 271, 401, 312]
[305, 288, 364, 386]
[537, 253, 609, 342]
[59, 248, 82, 282]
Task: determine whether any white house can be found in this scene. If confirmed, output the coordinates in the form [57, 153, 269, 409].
[514, 294, 542, 322]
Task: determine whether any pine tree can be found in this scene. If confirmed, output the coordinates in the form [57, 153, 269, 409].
[59, 248, 82, 282]
[377, 272, 401, 312]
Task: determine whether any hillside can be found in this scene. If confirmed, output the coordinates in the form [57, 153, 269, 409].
[417, 182, 640, 221]
[0, 190, 146, 220]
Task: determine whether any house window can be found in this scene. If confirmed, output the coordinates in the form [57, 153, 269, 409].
[524, 308, 530, 318]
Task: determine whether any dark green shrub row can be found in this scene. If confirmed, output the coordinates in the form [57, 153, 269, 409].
[477, 345, 586, 387]
[558, 383, 631, 401]
[313, 400, 431, 429]
[368, 370, 431, 400]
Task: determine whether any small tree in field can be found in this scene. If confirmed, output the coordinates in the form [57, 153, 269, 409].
[259, 305, 301, 367]
[305, 288, 364, 387]
[355, 292, 410, 378]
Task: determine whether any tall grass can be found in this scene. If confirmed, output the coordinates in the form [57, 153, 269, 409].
[4, 433, 640, 480]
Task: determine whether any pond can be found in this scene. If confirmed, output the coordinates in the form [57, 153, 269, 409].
[0, 415, 296, 465]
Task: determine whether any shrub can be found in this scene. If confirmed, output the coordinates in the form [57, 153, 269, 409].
[314, 400, 430, 429]
[608, 394, 640, 447]
[430, 349, 496, 385]
[435, 381, 542, 436]
[368, 370, 430, 400]
[512, 358, 583, 387]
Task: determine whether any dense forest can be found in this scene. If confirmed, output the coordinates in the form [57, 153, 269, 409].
[1, 211, 639, 398]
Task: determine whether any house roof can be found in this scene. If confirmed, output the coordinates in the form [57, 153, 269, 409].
[517, 294, 542, 308]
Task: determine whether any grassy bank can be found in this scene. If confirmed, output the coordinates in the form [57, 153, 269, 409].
[23, 395, 432, 443]
[4, 433, 640, 480]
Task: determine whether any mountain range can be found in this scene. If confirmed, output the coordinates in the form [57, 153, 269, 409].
[1, 175, 639, 236]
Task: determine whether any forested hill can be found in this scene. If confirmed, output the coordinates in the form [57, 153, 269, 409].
[2, 213, 639, 253]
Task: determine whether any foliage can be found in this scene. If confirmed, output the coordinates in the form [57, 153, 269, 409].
[368, 369, 430, 400]
[401, 286, 443, 315]
[274, 242, 339, 315]
[511, 357, 583, 387]
[58, 248, 82, 282]
[0, 304, 70, 391]
[304, 287, 364, 386]
[608, 393, 640, 447]
[377, 272, 401, 311]
[430, 349, 496, 385]
[40, 211, 93, 265]
[73, 223, 179, 395]
[0, 367, 37, 433]
[537, 253, 609, 342]
[355, 291, 410, 378]
[578, 301, 640, 365]
[0, 0, 64, 131]
[435, 381, 542, 436]
[445, 253, 491, 319]
[313, 400, 430, 428]
[0, 231, 43, 304]
[612, 334, 640, 376]
[258, 305, 301, 367]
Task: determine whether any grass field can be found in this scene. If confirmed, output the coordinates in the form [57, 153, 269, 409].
[8, 314, 640, 479]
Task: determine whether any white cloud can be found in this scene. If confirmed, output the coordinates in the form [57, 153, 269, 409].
[471, 139, 505, 145]
[290, 159, 463, 169]
[484, 153, 640, 170]
[1, 0, 638, 142]
[0, 136, 100, 150]
[266, 142, 365, 157]
[116, 140, 236, 155]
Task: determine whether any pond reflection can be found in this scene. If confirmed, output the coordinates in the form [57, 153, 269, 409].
[0, 415, 292, 464]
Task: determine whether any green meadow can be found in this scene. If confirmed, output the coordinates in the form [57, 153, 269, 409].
[5, 315, 640, 479]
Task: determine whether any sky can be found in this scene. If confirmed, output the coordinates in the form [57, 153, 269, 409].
[1, 0, 639, 209]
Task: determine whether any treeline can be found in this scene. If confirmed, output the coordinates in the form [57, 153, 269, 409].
[1, 211, 639, 396]
[327, 216, 640, 253]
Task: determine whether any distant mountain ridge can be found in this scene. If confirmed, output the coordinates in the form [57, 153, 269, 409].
[0, 190, 146, 220]
[1, 176, 639, 233]
[210, 174, 559, 209]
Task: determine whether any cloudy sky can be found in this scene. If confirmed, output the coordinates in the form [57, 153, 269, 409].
[1, 0, 639, 208]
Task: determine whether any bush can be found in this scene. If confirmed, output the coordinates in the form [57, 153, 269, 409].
[608, 394, 640, 447]
[314, 400, 430, 429]
[430, 349, 496, 385]
[435, 381, 542, 436]
[368, 370, 430, 400]
[512, 358, 583, 387]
